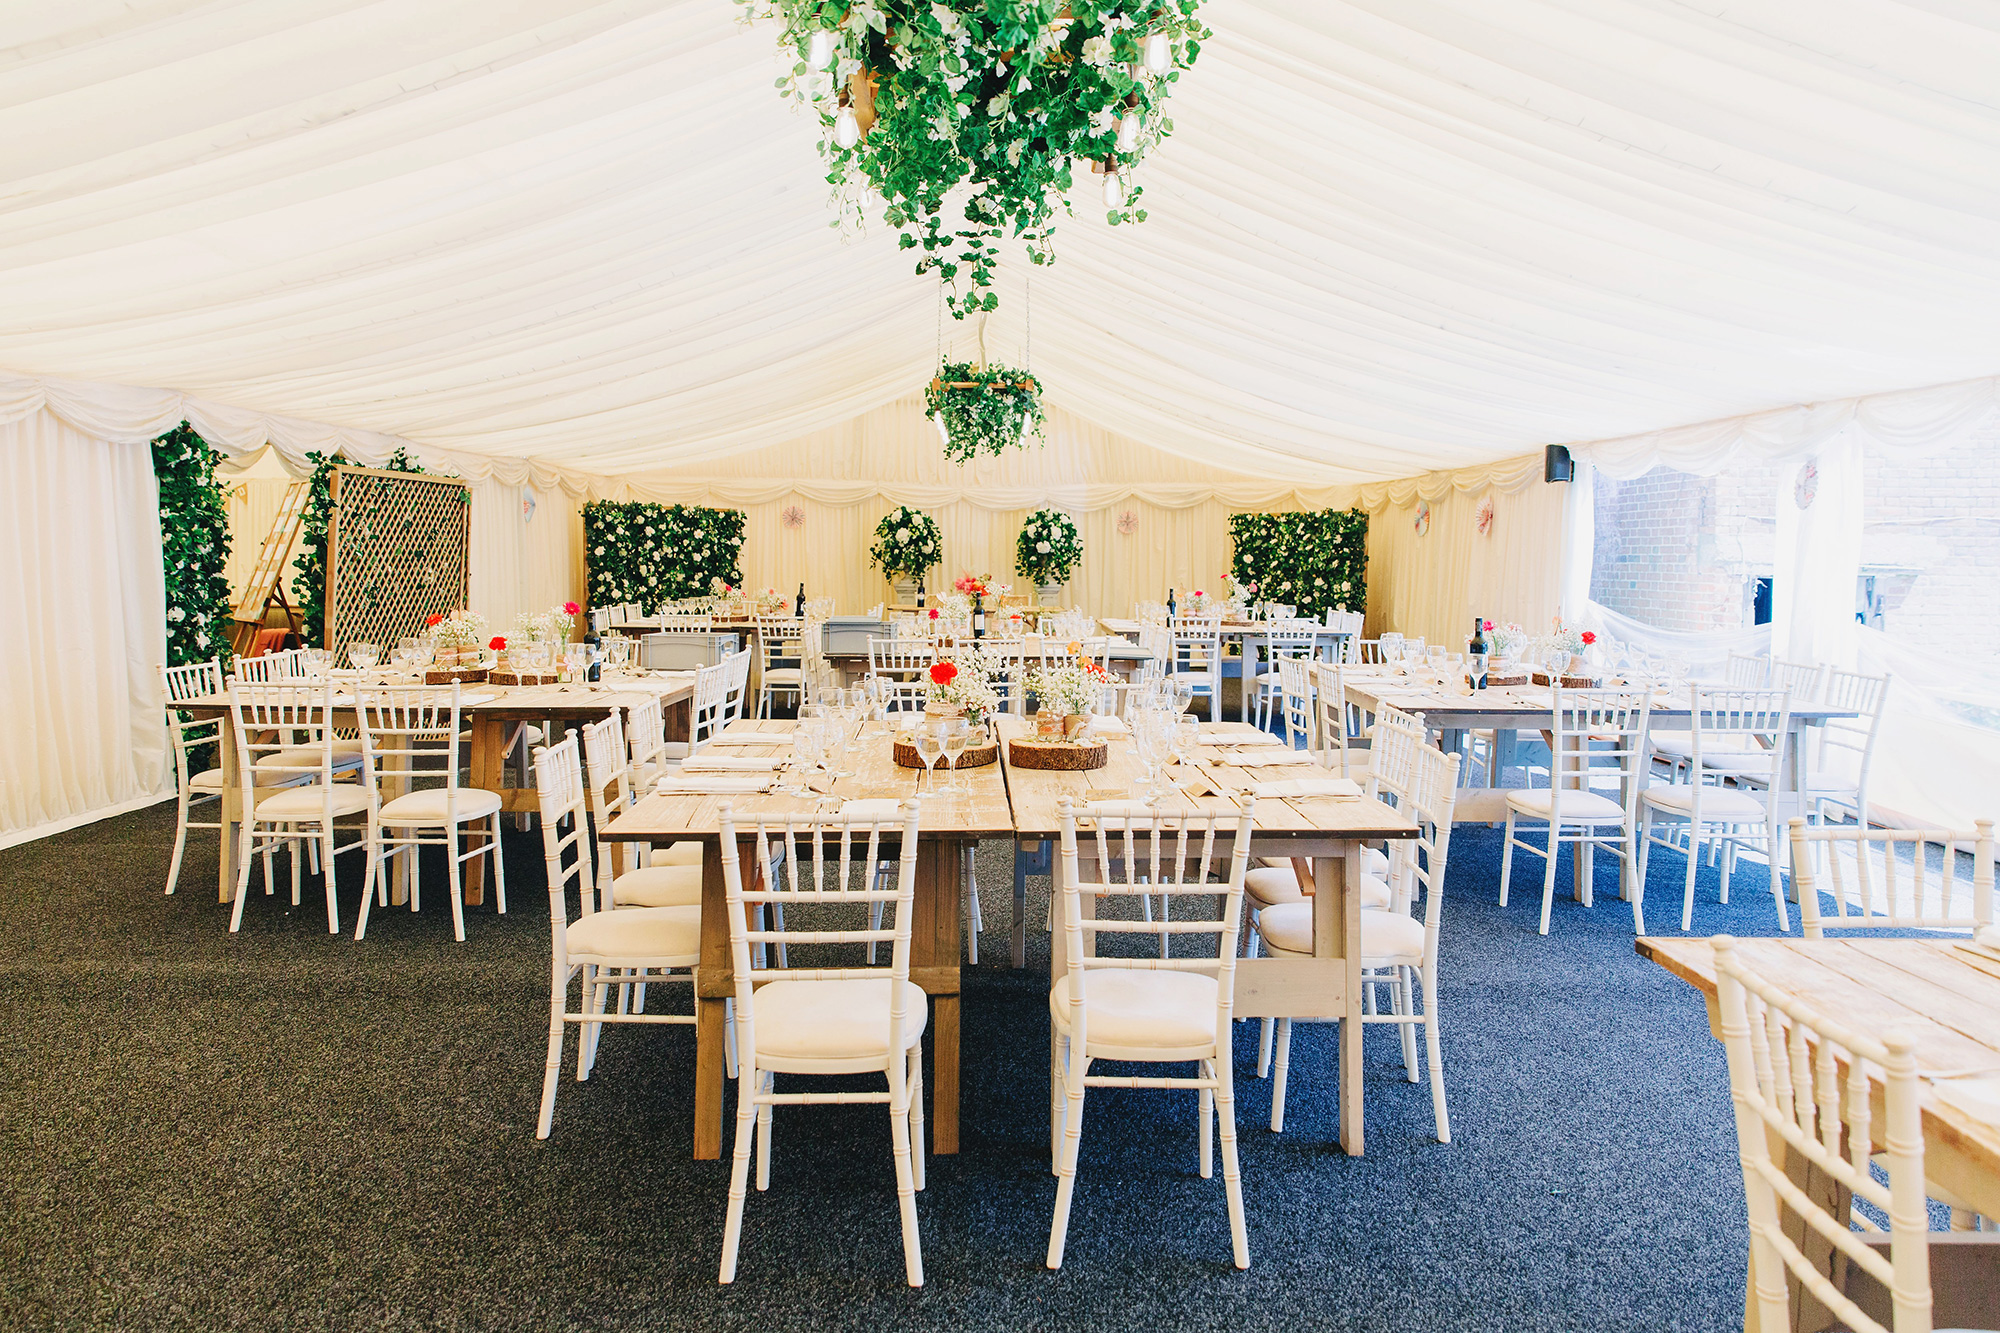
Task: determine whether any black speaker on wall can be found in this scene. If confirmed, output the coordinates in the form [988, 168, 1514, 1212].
[1544, 444, 1575, 483]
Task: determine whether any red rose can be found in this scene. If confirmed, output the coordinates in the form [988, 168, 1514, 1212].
[1581, 631, 1597, 646]
[929, 662, 958, 686]
[562, 601, 580, 615]
[489, 636, 506, 650]
[1482, 619, 1493, 631]
[928, 608, 940, 620]
[425, 613, 444, 627]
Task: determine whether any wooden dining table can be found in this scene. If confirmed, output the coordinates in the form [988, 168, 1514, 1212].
[1637, 935, 2000, 1329]
[182, 674, 695, 906]
[1099, 618, 1353, 723]
[600, 718, 1015, 1160]
[1003, 717, 1418, 1157]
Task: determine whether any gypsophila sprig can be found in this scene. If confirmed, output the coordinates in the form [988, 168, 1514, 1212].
[870, 506, 943, 581]
[927, 362, 1043, 462]
[740, 0, 1209, 318]
[1014, 506, 1081, 586]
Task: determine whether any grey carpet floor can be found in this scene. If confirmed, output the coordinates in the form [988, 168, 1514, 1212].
[0, 793, 1791, 1332]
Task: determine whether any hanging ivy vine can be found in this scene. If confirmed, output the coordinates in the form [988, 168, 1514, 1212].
[744, 0, 1209, 317]
[291, 446, 426, 648]
[151, 422, 234, 668]
[926, 361, 1044, 462]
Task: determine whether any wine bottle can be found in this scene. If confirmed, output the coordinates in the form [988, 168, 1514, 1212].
[1468, 616, 1488, 690]
[1167, 588, 1177, 620]
[795, 582, 805, 617]
[917, 579, 926, 609]
[973, 597, 986, 639]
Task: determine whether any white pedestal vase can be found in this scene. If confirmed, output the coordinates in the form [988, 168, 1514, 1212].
[1037, 584, 1064, 608]
[893, 577, 919, 607]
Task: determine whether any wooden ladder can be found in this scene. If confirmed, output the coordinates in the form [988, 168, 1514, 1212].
[228, 480, 310, 657]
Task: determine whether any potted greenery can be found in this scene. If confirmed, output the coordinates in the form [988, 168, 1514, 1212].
[869, 505, 943, 603]
[1015, 507, 1082, 605]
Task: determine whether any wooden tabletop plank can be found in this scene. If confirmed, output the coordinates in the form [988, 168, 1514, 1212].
[1344, 674, 1858, 722]
[175, 675, 696, 717]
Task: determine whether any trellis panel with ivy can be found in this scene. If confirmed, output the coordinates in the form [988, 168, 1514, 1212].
[1228, 508, 1368, 618]
[584, 501, 745, 610]
[324, 466, 471, 660]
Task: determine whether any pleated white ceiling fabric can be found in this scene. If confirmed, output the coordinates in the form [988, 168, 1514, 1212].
[2, 1, 1998, 484]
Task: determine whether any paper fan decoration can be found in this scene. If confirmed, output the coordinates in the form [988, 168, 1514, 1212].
[1117, 510, 1138, 536]
[781, 504, 806, 529]
[1414, 501, 1431, 537]
[1474, 494, 1494, 537]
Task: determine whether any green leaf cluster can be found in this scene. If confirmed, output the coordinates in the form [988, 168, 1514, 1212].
[584, 502, 747, 610]
[1228, 509, 1369, 619]
[151, 422, 234, 668]
[1014, 505, 1080, 585]
[926, 361, 1044, 462]
[869, 505, 944, 580]
[746, 0, 1208, 316]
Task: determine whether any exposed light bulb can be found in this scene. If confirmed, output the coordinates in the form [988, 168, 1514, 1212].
[1102, 169, 1125, 208]
[935, 413, 950, 444]
[1116, 110, 1141, 152]
[834, 104, 860, 148]
[1019, 413, 1035, 445]
[807, 29, 834, 70]
[1145, 32, 1171, 73]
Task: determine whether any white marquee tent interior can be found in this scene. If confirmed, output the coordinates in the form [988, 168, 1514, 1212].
[4, 0, 2000, 845]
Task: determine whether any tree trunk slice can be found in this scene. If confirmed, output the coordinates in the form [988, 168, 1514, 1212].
[489, 670, 561, 686]
[425, 667, 491, 685]
[893, 740, 998, 770]
[1007, 738, 1109, 771]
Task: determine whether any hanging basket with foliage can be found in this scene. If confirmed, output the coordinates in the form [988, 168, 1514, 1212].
[742, 0, 1209, 318]
[926, 362, 1045, 464]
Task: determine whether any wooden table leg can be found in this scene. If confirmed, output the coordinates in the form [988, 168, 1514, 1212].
[691, 835, 740, 1161]
[216, 714, 242, 902]
[1318, 845, 1364, 1157]
[912, 838, 962, 1154]
[462, 714, 508, 907]
[931, 993, 961, 1155]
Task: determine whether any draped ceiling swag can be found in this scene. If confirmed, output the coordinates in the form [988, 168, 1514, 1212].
[2, 1, 1999, 484]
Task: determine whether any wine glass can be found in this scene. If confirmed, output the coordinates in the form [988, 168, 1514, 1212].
[1172, 713, 1201, 781]
[1132, 706, 1165, 801]
[914, 725, 945, 797]
[939, 718, 970, 795]
[347, 642, 379, 675]
[823, 706, 854, 782]
[1172, 678, 1194, 715]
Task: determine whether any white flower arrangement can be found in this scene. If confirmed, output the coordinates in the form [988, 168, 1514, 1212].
[1024, 660, 1112, 718]
[870, 505, 942, 580]
[431, 609, 488, 651]
[1014, 507, 1081, 586]
[923, 646, 1004, 726]
[513, 603, 578, 646]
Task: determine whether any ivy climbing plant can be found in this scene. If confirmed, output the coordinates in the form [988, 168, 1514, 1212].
[291, 446, 427, 648]
[926, 361, 1044, 462]
[151, 422, 234, 668]
[743, 0, 1209, 317]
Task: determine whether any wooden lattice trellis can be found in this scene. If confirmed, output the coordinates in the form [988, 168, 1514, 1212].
[325, 466, 471, 660]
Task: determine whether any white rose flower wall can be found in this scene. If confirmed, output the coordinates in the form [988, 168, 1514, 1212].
[583, 501, 746, 611]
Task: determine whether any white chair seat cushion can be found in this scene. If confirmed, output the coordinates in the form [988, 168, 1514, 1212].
[1651, 732, 1758, 760]
[1700, 751, 1777, 775]
[566, 904, 701, 964]
[1642, 784, 1771, 821]
[521, 725, 546, 746]
[752, 978, 928, 1065]
[1258, 901, 1426, 966]
[654, 841, 704, 867]
[1254, 846, 1387, 877]
[331, 737, 365, 755]
[193, 766, 296, 789]
[256, 747, 354, 774]
[378, 787, 503, 823]
[1246, 866, 1389, 909]
[251, 784, 372, 819]
[762, 668, 804, 684]
[1048, 970, 1218, 1052]
[1505, 788, 1628, 822]
[612, 863, 702, 908]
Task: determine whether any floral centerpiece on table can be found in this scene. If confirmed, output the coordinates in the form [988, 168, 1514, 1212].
[924, 650, 1003, 730]
[870, 505, 943, 583]
[1024, 659, 1114, 737]
[515, 602, 580, 647]
[1483, 620, 1527, 661]
[1546, 618, 1596, 658]
[709, 576, 736, 599]
[1015, 508, 1081, 589]
[756, 587, 789, 613]
[427, 609, 489, 666]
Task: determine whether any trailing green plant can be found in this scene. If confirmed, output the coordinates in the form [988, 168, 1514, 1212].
[927, 361, 1044, 462]
[743, 0, 1208, 317]
[869, 505, 944, 581]
[290, 447, 428, 647]
[151, 422, 234, 668]
[1014, 506, 1080, 585]
[584, 502, 746, 609]
[1228, 508, 1369, 619]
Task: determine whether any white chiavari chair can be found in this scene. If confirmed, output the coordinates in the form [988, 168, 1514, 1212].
[352, 684, 505, 942]
[1806, 667, 1892, 831]
[1769, 656, 1828, 705]
[1499, 687, 1651, 935]
[869, 636, 934, 685]
[1713, 936, 1952, 1333]
[1250, 622, 1321, 731]
[158, 658, 232, 896]
[531, 736, 698, 1137]
[226, 680, 374, 934]
[717, 800, 928, 1287]
[1170, 617, 1223, 722]
[750, 614, 805, 718]
[1047, 796, 1255, 1271]
[1257, 741, 1460, 1142]
[1346, 637, 1383, 666]
[581, 713, 701, 911]
[233, 648, 307, 682]
[1639, 686, 1795, 933]
[1276, 654, 1316, 751]
[1790, 818, 1994, 938]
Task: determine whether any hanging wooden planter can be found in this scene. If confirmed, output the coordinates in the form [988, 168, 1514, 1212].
[925, 361, 1044, 464]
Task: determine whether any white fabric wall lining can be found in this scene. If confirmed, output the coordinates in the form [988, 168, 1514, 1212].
[0, 410, 168, 847]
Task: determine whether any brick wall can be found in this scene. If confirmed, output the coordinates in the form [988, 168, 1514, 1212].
[1590, 460, 1781, 633]
[1859, 420, 2000, 658]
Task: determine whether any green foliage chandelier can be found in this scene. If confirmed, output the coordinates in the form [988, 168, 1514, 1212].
[742, 0, 1209, 317]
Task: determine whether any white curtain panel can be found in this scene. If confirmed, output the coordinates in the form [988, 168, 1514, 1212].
[0, 410, 168, 847]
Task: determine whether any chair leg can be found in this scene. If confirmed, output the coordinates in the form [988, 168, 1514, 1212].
[1046, 1060, 1089, 1269]
[1256, 1016, 1274, 1078]
[1539, 823, 1561, 936]
[535, 966, 567, 1139]
[446, 825, 467, 943]
[229, 820, 257, 933]
[1199, 1077, 1214, 1180]
[490, 812, 508, 915]
[723, 997, 739, 1080]
[1214, 1050, 1251, 1269]
[963, 845, 980, 966]
[718, 1058, 760, 1284]
[1396, 968, 1419, 1081]
[354, 821, 381, 941]
[1049, 1030, 1065, 1171]
[1420, 963, 1450, 1143]
[1626, 822, 1646, 935]
[1681, 820, 1701, 932]
[888, 1058, 925, 1288]
[909, 1049, 927, 1193]
[1270, 1018, 1293, 1132]
[1765, 817, 1790, 932]
[1499, 809, 1517, 906]
[755, 1072, 774, 1192]
[165, 791, 192, 896]
[580, 966, 608, 1079]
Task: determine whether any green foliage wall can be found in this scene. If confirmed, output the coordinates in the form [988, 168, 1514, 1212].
[151, 422, 234, 667]
[291, 446, 426, 648]
[1228, 509, 1369, 618]
[584, 502, 746, 609]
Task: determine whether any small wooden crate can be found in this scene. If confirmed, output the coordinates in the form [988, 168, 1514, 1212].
[893, 739, 998, 770]
[425, 666, 490, 686]
[1007, 738, 1109, 771]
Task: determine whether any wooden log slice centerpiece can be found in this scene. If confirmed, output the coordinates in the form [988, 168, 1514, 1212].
[1006, 736, 1110, 771]
[892, 738, 999, 770]
[489, 669, 561, 686]
[426, 666, 491, 685]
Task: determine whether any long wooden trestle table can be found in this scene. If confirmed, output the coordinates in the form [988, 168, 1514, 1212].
[603, 716, 1416, 1161]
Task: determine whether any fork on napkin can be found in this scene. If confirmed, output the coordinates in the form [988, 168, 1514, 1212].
[680, 756, 783, 772]
[655, 774, 773, 794]
[1250, 777, 1365, 799]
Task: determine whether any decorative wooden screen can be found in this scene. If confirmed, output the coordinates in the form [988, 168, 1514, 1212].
[324, 466, 471, 659]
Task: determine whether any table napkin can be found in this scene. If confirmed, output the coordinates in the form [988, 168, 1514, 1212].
[837, 798, 909, 823]
[1250, 777, 1365, 799]
[1199, 732, 1283, 746]
[1086, 714, 1129, 734]
[681, 756, 783, 772]
[654, 774, 773, 794]
[706, 732, 783, 746]
[1217, 748, 1315, 768]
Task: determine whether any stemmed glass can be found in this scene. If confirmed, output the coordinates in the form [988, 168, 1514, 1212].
[939, 718, 969, 795]
[1132, 705, 1167, 803]
[783, 716, 824, 795]
[347, 642, 380, 679]
[823, 699, 855, 782]
[913, 724, 945, 797]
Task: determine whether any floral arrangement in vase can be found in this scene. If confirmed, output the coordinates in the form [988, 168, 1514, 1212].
[1014, 508, 1082, 588]
[427, 609, 489, 666]
[924, 653, 1001, 730]
[870, 505, 943, 582]
[757, 587, 789, 613]
[1482, 620, 1527, 660]
[1546, 618, 1597, 659]
[515, 602, 580, 647]
[709, 576, 736, 598]
[1024, 659, 1113, 737]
